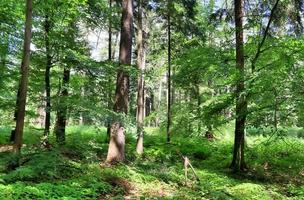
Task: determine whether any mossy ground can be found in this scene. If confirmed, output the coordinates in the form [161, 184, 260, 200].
[0, 125, 303, 199]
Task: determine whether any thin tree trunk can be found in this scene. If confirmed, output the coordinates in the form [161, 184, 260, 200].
[136, 0, 145, 155]
[230, 0, 247, 172]
[10, 87, 20, 142]
[108, 0, 112, 61]
[195, 82, 201, 133]
[112, 33, 119, 59]
[156, 79, 162, 126]
[13, 0, 33, 153]
[106, 0, 133, 163]
[44, 14, 52, 136]
[166, 0, 172, 143]
[150, 90, 155, 126]
[54, 68, 70, 144]
[172, 65, 175, 104]
[273, 89, 278, 131]
[106, 0, 113, 143]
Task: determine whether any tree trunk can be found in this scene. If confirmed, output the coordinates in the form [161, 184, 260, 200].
[195, 82, 201, 133]
[44, 14, 52, 136]
[106, 0, 133, 163]
[106, 0, 113, 143]
[54, 68, 70, 144]
[273, 89, 278, 131]
[156, 79, 162, 126]
[112, 33, 119, 59]
[166, 0, 172, 143]
[230, 0, 247, 172]
[10, 87, 20, 142]
[108, 0, 113, 61]
[150, 90, 155, 126]
[13, 0, 33, 153]
[136, 0, 145, 154]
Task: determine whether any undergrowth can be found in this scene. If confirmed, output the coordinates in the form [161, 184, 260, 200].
[0, 125, 303, 199]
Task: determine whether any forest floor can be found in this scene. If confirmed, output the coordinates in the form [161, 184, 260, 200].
[0, 125, 303, 199]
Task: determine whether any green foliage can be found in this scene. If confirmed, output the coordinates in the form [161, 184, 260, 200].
[3, 151, 82, 183]
[1, 0, 304, 198]
[0, 126, 303, 199]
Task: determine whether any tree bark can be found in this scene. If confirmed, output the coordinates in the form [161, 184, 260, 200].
[166, 0, 172, 143]
[136, 0, 145, 154]
[54, 68, 70, 144]
[10, 87, 20, 142]
[13, 0, 33, 153]
[44, 14, 52, 136]
[106, 0, 113, 143]
[230, 0, 247, 172]
[106, 0, 133, 163]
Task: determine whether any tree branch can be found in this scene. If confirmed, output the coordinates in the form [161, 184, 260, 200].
[251, 0, 280, 71]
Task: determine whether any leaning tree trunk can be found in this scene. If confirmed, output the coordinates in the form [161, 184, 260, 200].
[230, 0, 247, 172]
[54, 68, 70, 144]
[166, 0, 172, 143]
[106, 0, 133, 163]
[44, 14, 52, 136]
[13, 0, 33, 153]
[136, 0, 145, 154]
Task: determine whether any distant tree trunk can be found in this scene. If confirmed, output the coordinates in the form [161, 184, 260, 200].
[156, 79, 162, 126]
[145, 95, 151, 117]
[230, 0, 247, 172]
[44, 14, 52, 136]
[205, 79, 214, 138]
[10, 87, 20, 142]
[225, 85, 232, 118]
[13, 0, 33, 153]
[54, 68, 70, 144]
[108, 0, 112, 61]
[166, 0, 172, 143]
[112, 33, 119, 59]
[136, 0, 145, 155]
[82, 74, 93, 125]
[79, 86, 85, 125]
[35, 106, 45, 127]
[150, 90, 155, 126]
[172, 66, 175, 104]
[273, 89, 278, 131]
[106, 0, 113, 143]
[106, 0, 133, 163]
[195, 81, 201, 133]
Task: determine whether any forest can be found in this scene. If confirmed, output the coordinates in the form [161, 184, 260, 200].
[0, 0, 304, 199]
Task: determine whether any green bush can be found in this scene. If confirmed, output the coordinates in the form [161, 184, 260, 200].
[3, 150, 82, 183]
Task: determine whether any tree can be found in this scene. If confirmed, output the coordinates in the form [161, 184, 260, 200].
[44, 14, 52, 136]
[106, 0, 133, 163]
[230, 0, 247, 172]
[136, 0, 145, 154]
[166, 0, 172, 143]
[54, 67, 70, 144]
[13, 0, 33, 153]
[106, 0, 114, 142]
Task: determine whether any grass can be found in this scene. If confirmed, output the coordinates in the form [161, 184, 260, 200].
[0, 125, 303, 199]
